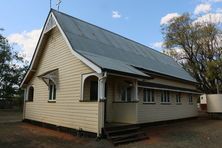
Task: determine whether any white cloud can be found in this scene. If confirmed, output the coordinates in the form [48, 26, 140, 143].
[8, 28, 42, 62]
[194, 13, 222, 24]
[216, 8, 222, 13]
[208, 0, 222, 2]
[160, 13, 180, 25]
[194, 3, 211, 15]
[152, 41, 163, 49]
[112, 11, 122, 19]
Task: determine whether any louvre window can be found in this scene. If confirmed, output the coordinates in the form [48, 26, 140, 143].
[143, 88, 155, 103]
[161, 90, 170, 103]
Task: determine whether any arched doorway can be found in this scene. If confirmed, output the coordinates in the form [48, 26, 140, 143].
[83, 75, 99, 101]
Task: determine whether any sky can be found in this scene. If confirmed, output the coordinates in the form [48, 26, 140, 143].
[1, 0, 222, 61]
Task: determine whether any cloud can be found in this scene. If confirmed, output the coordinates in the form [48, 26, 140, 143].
[160, 13, 180, 25]
[112, 11, 122, 18]
[8, 28, 42, 62]
[208, 0, 222, 2]
[194, 13, 222, 24]
[152, 41, 163, 49]
[194, 3, 211, 15]
[216, 8, 222, 13]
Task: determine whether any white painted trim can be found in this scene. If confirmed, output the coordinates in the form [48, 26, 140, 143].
[20, 13, 52, 87]
[51, 13, 102, 74]
[20, 12, 102, 88]
[80, 72, 102, 101]
[26, 85, 34, 101]
[22, 88, 27, 120]
[108, 72, 143, 81]
[135, 80, 139, 101]
[138, 85, 201, 94]
[44, 14, 56, 34]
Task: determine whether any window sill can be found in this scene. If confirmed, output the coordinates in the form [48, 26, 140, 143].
[112, 101, 139, 103]
[143, 102, 156, 104]
[48, 100, 56, 103]
[160, 102, 171, 105]
[79, 100, 98, 102]
[25, 100, 33, 102]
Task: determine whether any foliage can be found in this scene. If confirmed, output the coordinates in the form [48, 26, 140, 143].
[162, 14, 222, 93]
[0, 30, 28, 100]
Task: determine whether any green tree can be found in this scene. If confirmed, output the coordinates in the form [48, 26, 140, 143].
[0, 30, 28, 100]
[162, 14, 222, 94]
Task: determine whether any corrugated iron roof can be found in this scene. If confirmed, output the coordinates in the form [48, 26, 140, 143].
[52, 9, 196, 82]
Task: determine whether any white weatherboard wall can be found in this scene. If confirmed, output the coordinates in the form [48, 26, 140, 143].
[24, 27, 99, 133]
[137, 88, 198, 123]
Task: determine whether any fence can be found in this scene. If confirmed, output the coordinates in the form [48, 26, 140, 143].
[0, 97, 23, 110]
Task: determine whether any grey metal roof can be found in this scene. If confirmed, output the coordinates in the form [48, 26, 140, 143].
[52, 9, 196, 82]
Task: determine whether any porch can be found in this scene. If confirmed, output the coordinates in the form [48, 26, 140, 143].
[80, 72, 200, 136]
[81, 73, 139, 126]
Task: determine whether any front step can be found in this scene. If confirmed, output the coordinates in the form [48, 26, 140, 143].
[103, 125, 149, 145]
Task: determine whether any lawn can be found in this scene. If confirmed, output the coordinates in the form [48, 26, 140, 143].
[0, 110, 222, 148]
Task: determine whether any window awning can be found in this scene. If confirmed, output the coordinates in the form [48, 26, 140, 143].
[138, 81, 202, 94]
[38, 69, 59, 86]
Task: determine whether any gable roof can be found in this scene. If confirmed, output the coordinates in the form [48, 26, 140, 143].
[51, 9, 196, 83]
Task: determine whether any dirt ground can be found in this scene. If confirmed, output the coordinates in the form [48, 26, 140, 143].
[1, 110, 222, 148]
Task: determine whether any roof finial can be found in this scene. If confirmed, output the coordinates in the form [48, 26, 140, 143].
[49, 0, 52, 9]
[56, 0, 62, 11]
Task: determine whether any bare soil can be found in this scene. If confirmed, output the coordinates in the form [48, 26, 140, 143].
[1, 110, 222, 148]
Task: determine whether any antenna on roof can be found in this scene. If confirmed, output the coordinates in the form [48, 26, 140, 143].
[56, 0, 62, 11]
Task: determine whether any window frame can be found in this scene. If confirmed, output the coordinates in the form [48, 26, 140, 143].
[27, 86, 34, 102]
[176, 92, 181, 104]
[161, 90, 170, 104]
[48, 80, 56, 102]
[143, 88, 155, 104]
[188, 94, 193, 104]
[120, 86, 132, 102]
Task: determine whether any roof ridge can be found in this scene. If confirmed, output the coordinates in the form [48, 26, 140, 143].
[51, 9, 172, 59]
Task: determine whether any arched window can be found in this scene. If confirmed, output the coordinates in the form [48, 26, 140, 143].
[27, 86, 34, 101]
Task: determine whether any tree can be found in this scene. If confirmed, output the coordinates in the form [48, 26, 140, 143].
[162, 14, 222, 94]
[0, 30, 28, 100]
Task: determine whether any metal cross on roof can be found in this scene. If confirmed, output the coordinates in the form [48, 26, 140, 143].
[56, 0, 62, 11]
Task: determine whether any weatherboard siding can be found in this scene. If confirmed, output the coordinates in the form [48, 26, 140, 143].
[137, 88, 198, 123]
[24, 27, 99, 133]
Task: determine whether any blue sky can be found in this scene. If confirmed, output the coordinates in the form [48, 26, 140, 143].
[1, 0, 222, 61]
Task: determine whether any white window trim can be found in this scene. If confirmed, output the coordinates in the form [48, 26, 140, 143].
[188, 94, 193, 104]
[48, 82, 56, 102]
[176, 93, 181, 104]
[161, 90, 170, 103]
[143, 88, 155, 103]
[120, 87, 131, 102]
[26, 85, 34, 101]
